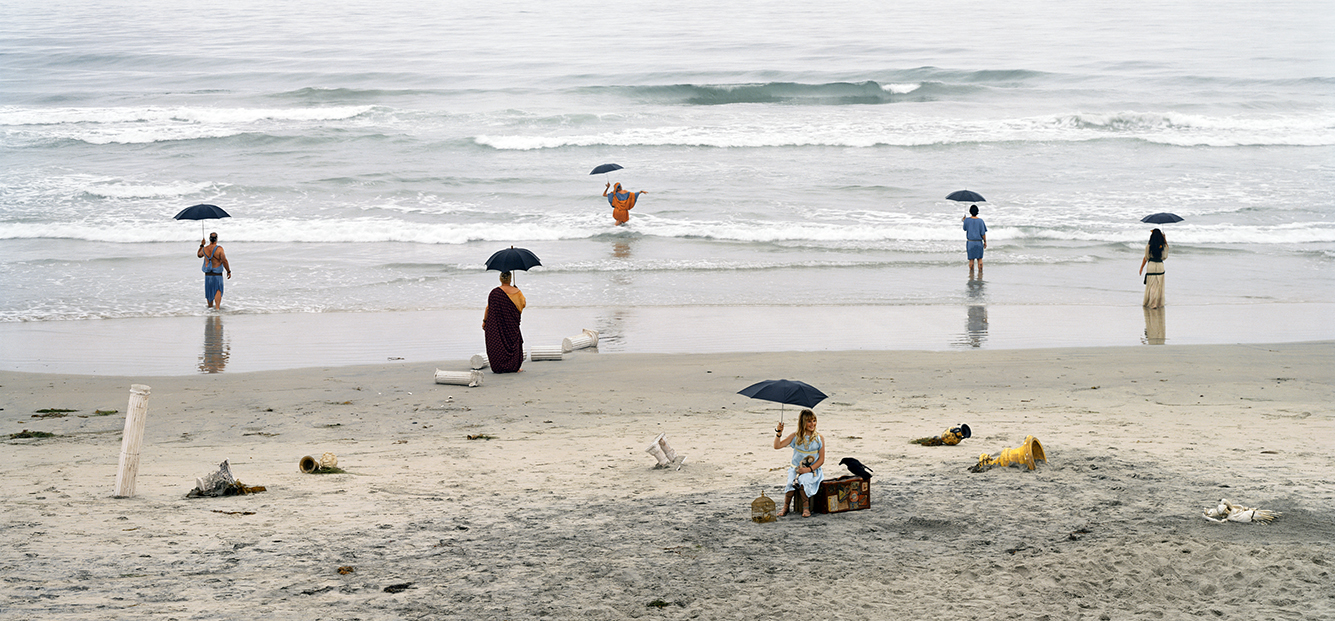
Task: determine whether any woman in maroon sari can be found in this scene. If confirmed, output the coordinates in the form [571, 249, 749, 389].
[482, 271, 526, 373]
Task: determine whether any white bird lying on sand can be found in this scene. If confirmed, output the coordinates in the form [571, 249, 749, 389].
[1203, 499, 1281, 524]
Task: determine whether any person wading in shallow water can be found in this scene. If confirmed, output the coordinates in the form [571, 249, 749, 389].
[962, 204, 987, 274]
[603, 182, 647, 225]
[1139, 228, 1168, 309]
[197, 232, 231, 309]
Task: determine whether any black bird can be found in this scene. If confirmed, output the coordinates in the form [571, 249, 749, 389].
[839, 457, 873, 481]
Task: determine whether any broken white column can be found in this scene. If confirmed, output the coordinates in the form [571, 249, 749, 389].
[646, 436, 671, 468]
[646, 433, 684, 469]
[657, 433, 678, 462]
[435, 369, 483, 387]
[530, 346, 564, 361]
[561, 329, 600, 353]
[470, 353, 489, 370]
[113, 384, 151, 498]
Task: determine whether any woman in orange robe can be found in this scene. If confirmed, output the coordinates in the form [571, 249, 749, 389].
[603, 182, 646, 225]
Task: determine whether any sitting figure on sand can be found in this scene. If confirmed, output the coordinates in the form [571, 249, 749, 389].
[773, 408, 825, 517]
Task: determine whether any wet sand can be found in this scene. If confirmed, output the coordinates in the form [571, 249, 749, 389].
[2, 302, 1331, 375]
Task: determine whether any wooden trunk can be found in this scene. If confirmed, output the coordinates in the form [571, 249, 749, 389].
[814, 475, 870, 514]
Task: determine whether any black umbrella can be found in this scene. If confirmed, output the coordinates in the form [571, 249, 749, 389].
[174, 204, 231, 236]
[485, 246, 541, 283]
[589, 163, 623, 175]
[946, 190, 986, 202]
[738, 379, 828, 425]
[1141, 212, 1183, 224]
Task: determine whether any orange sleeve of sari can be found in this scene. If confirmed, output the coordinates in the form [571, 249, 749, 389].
[507, 289, 526, 313]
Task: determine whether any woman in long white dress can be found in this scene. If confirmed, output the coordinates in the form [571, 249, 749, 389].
[1139, 228, 1167, 309]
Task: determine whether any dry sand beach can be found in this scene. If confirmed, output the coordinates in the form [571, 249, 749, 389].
[2, 342, 1333, 620]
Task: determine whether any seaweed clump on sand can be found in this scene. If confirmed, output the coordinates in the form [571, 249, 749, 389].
[32, 409, 76, 419]
[9, 429, 56, 439]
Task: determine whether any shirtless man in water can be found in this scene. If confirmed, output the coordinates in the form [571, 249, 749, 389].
[197, 232, 232, 309]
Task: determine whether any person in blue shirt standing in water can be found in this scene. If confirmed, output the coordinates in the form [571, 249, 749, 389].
[962, 204, 987, 274]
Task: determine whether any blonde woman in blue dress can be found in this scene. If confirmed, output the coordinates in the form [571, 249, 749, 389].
[773, 408, 825, 517]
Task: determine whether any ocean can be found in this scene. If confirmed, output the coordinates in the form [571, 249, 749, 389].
[2, 0, 1333, 373]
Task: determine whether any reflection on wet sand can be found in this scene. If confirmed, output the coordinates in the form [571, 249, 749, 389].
[962, 306, 989, 348]
[607, 240, 634, 292]
[955, 273, 988, 348]
[1142, 307, 1166, 345]
[595, 240, 635, 348]
[199, 314, 229, 373]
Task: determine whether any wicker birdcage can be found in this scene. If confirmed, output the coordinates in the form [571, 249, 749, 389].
[751, 491, 777, 523]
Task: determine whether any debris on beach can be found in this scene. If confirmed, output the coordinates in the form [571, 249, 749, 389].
[298, 452, 343, 474]
[969, 435, 1046, 472]
[383, 583, 412, 593]
[32, 408, 76, 418]
[9, 429, 56, 439]
[435, 369, 483, 387]
[1203, 499, 1281, 524]
[561, 328, 599, 352]
[530, 346, 564, 361]
[466, 434, 497, 440]
[337, 566, 355, 575]
[910, 423, 971, 446]
[81, 409, 118, 418]
[187, 460, 267, 498]
[646, 433, 685, 469]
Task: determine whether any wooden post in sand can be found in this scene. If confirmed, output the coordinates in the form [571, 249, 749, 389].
[113, 384, 151, 498]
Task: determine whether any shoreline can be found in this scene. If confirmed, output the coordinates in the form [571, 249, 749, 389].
[2, 301, 1332, 376]
[2, 343, 1331, 619]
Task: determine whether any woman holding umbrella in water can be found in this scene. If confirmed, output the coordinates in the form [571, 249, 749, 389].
[1139, 228, 1168, 309]
[603, 182, 646, 226]
[773, 409, 825, 517]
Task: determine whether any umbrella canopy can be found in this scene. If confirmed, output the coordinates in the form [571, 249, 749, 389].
[946, 190, 986, 202]
[738, 379, 828, 409]
[485, 246, 542, 273]
[175, 204, 231, 221]
[590, 163, 623, 175]
[174, 204, 231, 236]
[1141, 212, 1184, 224]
